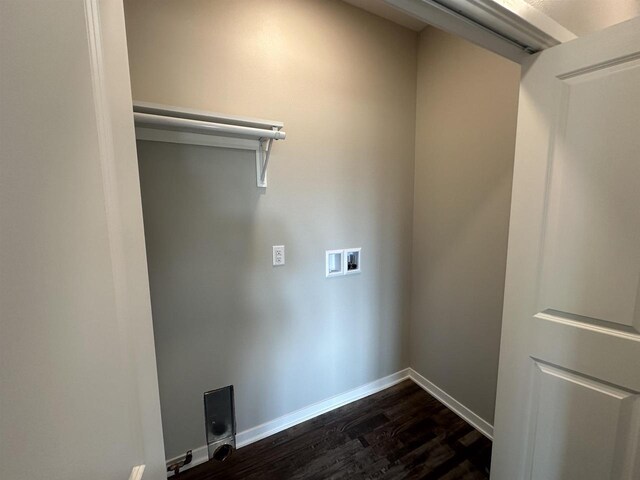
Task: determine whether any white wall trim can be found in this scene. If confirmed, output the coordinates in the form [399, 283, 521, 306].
[84, 1, 168, 476]
[408, 368, 494, 439]
[383, 0, 526, 62]
[83, 0, 145, 461]
[236, 368, 411, 448]
[383, 0, 576, 62]
[166, 367, 496, 476]
[482, 0, 576, 44]
[437, 0, 576, 49]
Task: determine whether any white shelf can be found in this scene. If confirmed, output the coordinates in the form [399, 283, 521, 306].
[132, 101, 286, 188]
[133, 101, 283, 130]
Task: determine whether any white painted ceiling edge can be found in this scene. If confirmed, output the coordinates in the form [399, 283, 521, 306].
[436, 0, 577, 45]
[344, 0, 577, 62]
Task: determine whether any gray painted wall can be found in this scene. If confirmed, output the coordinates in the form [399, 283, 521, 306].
[410, 27, 520, 424]
[126, 0, 418, 459]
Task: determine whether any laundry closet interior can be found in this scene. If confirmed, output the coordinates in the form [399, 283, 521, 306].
[125, 0, 519, 474]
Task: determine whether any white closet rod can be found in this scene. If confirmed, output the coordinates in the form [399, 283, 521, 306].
[133, 112, 287, 140]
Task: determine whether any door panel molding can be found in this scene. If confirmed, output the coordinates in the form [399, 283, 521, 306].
[536, 51, 640, 329]
[523, 359, 640, 480]
[535, 310, 640, 340]
[492, 17, 640, 479]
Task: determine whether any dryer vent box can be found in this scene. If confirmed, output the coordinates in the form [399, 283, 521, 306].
[204, 385, 236, 461]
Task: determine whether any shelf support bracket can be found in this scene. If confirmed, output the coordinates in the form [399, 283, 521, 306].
[257, 128, 278, 188]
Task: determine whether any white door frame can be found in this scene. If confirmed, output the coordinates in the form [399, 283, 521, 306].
[84, 0, 167, 477]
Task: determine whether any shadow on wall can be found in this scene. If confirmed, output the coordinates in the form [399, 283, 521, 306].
[138, 141, 275, 459]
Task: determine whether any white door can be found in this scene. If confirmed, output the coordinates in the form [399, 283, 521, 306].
[491, 17, 640, 480]
[0, 1, 165, 479]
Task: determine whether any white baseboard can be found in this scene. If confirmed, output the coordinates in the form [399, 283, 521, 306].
[408, 368, 494, 439]
[166, 367, 495, 476]
[236, 368, 411, 448]
[166, 368, 411, 476]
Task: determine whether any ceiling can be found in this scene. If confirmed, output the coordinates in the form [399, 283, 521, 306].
[342, 0, 640, 38]
[523, 0, 640, 36]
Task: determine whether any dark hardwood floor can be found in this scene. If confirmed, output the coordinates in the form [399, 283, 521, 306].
[176, 380, 492, 480]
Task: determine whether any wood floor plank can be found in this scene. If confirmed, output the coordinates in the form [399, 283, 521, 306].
[176, 380, 491, 480]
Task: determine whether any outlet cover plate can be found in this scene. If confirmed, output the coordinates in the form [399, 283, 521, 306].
[273, 245, 285, 266]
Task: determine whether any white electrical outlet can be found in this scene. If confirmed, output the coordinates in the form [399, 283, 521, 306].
[273, 245, 285, 266]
